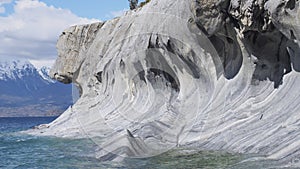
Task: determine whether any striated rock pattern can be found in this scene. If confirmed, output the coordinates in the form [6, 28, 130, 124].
[28, 0, 300, 164]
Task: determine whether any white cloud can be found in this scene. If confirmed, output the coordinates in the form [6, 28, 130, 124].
[0, 6, 5, 13]
[0, 0, 12, 13]
[29, 59, 55, 69]
[0, 0, 12, 4]
[110, 8, 127, 18]
[0, 0, 100, 67]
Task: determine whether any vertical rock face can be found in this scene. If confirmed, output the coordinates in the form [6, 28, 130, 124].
[30, 0, 300, 163]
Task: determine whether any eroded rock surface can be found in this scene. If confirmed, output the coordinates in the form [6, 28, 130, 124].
[28, 0, 300, 165]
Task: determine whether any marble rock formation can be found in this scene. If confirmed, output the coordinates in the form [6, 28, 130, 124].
[29, 0, 300, 164]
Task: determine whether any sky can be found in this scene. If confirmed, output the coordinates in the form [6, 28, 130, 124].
[0, 0, 129, 68]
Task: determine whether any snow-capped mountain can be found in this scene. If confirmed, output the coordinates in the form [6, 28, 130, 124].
[0, 58, 37, 81]
[38, 66, 55, 83]
[0, 57, 72, 117]
[0, 57, 54, 83]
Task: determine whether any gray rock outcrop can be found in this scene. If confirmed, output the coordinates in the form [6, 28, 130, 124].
[28, 0, 300, 165]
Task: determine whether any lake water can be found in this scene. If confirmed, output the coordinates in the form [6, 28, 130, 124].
[0, 117, 294, 168]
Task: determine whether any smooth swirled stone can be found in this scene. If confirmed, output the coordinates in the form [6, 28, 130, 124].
[27, 0, 300, 163]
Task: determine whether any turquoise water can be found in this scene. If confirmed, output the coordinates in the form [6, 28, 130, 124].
[0, 117, 292, 168]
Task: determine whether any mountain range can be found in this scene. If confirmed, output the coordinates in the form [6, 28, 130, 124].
[0, 57, 72, 117]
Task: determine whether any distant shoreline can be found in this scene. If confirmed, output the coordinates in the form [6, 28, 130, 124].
[0, 116, 59, 118]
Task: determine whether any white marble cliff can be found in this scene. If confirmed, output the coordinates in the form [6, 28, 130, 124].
[28, 0, 300, 164]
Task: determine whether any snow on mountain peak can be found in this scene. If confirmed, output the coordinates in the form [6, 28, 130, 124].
[0, 57, 54, 83]
[38, 66, 55, 83]
[0, 57, 35, 80]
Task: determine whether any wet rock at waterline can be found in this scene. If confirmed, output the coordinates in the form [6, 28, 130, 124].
[27, 0, 300, 164]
